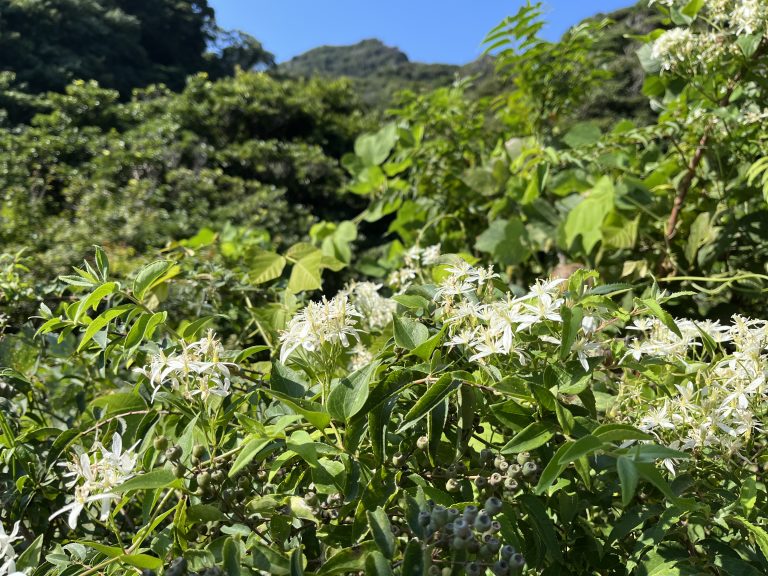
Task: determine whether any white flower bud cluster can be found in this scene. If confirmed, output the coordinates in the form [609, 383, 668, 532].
[388, 243, 441, 291]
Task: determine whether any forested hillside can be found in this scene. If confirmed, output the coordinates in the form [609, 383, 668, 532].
[3, 1, 768, 576]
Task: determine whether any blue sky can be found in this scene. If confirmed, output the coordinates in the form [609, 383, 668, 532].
[210, 1, 633, 64]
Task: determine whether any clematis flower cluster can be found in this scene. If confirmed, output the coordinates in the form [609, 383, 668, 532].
[0, 521, 25, 576]
[616, 314, 768, 461]
[341, 281, 396, 331]
[49, 434, 138, 530]
[436, 261, 604, 367]
[138, 330, 233, 402]
[388, 244, 441, 292]
[279, 294, 362, 364]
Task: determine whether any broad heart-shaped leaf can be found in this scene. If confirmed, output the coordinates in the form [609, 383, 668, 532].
[287, 251, 324, 294]
[354, 123, 398, 166]
[501, 422, 555, 454]
[327, 361, 380, 423]
[248, 249, 286, 284]
[475, 217, 531, 267]
[367, 507, 395, 558]
[393, 316, 429, 351]
[114, 469, 178, 493]
[562, 121, 601, 149]
[564, 176, 615, 253]
[397, 374, 460, 433]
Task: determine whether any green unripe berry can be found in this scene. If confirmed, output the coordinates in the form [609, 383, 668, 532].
[211, 470, 226, 484]
[446, 478, 461, 493]
[474, 475, 488, 489]
[504, 478, 519, 492]
[192, 444, 206, 459]
[484, 496, 503, 516]
[153, 436, 169, 452]
[418, 511, 432, 527]
[485, 536, 500, 553]
[497, 460, 510, 473]
[197, 472, 211, 489]
[166, 445, 183, 462]
[173, 464, 187, 478]
[507, 463, 522, 478]
[467, 539, 480, 553]
[191, 456, 201, 466]
[500, 544, 515, 559]
[416, 436, 429, 450]
[446, 508, 460, 521]
[428, 566, 441, 576]
[516, 452, 531, 466]
[492, 560, 510, 576]
[493, 456, 506, 469]
[480, 448, 494, 462]
[490, 520, 502, 533]
[392, 451, 406, 467]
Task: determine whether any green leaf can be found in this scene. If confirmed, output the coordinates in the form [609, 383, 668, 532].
[249, 250, 287, 284]
[287, 251, 324, 294]
[592, 423, 652, 443]
[398, 374, 460, 433]
[412, 328, 445, 361]
[737, 34, 762, 58]
[640, 298, 682, 338]
[223, 537, 241, 576]
[401, 540, 425, 575]
[560, 305, 583, 360]
[367, 507, 395, 558]
[617, 456, 638, 507]
[564, 176, 615, 253]
[261, 389, 331, 430]
[519, 495, 563, 562]
[94, 246, 110, 280]
[16, 534, 44, 571]
[535, 441, 573, 495]
[500, 422, 555, 454]
[74, 282, 118, 323]
[475, 217, 531, 266]
[364, 551, 393, 576]
[133, 261, 175, 301]
[681, 0, 705, 17]
[114, 469, 178, 493]
[731, 515, 768, 560]
[556, 434, 603, 465]
[77, 306, 131, 352]
[355, 123, 398, 166]
[393, 315, 429, 351]
[289, 548, 304, 576]
[314, 542, 378, 576]
[563, 121, 601, 148]
[229, 435, 272, 477]
[327, 361, 380, 423]
[187, 504, 224, 523]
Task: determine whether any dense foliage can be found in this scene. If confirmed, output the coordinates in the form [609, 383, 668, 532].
[0, 0, 273, 99]
[3, 1, 768, 576]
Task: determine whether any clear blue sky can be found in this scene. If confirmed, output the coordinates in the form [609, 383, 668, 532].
[210, 1, 634, 64]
